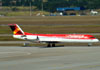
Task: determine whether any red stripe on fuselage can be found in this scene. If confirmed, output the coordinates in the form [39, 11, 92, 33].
[15, 32, 96, 40]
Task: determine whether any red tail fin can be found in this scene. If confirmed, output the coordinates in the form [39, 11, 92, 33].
[8, 24, 24, 35]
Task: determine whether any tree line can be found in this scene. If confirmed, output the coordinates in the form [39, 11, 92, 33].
[2, 0, 100, 12]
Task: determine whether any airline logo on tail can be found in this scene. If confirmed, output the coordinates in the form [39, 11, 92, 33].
[9, 24, 24, 35]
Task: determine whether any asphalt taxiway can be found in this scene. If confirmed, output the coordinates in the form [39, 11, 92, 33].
[0, 46, 100, 70]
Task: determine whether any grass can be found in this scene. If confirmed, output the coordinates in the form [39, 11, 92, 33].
[0, 6, 50, 16]
[0, 44, 23, 46]
[0, 36, 23, 41]
[1, 25, 100, 34]
[0, 16, 99, 21]
[0, 11, 50, 16]
[0, 16, 100, 42]
[22, 25, 100, 33]
[0, 16, 100, 27]
[0, 16, 100, 36]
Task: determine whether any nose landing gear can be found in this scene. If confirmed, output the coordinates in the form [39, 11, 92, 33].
[88, 43, 92, 46]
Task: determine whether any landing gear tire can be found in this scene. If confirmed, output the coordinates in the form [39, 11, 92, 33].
[47, 43, 56, 47]
[52, 43, 56, 47]
[47, 43, 51, 47]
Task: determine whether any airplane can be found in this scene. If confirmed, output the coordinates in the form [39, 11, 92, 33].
[8, 24, 99, 47]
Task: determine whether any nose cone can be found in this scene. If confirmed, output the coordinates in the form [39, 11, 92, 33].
[94, 39, 99, 42]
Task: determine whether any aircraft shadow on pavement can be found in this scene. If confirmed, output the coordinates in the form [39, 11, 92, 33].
[21, 45, 99, 48]
[21, 45, 65, 48]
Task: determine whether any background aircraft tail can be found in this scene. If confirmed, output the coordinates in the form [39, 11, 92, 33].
[8, 24, 24, 35]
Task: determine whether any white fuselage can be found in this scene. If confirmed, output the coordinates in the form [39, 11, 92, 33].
[13, 35, 99, 43]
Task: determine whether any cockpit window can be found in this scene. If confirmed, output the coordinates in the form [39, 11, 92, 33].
[90, 37, 95, 38]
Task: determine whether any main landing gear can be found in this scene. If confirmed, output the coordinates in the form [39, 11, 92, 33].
[47, 43, 56, 47]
